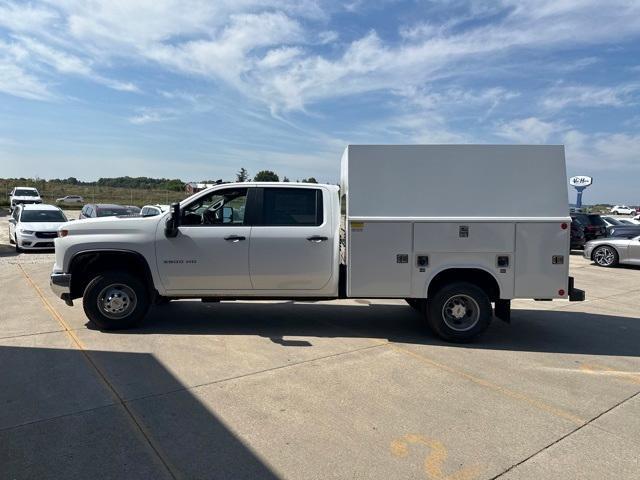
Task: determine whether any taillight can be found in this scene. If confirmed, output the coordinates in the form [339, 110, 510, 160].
[58, 229, 68, 238]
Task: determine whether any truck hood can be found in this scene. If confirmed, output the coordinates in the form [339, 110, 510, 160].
[64, 215, 163, 235]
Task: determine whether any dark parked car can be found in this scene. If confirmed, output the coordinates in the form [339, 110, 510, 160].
[570, 213, 606, 242]
[79, 203, 132, 219]
[570, 221, 585, 249]
[608, 225, 640, 238]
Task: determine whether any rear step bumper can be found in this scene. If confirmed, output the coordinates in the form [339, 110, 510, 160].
[568, 276, 585, 301]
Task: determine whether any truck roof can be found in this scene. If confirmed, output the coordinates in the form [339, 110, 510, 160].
[200, 182, 338, 190]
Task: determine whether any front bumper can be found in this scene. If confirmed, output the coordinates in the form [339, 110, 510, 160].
[50, 273, 73, 306]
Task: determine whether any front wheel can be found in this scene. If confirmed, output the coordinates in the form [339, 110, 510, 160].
[592, 245, 618, 267]
[426, 282, 492, 343]
[83, 272, 150, 330]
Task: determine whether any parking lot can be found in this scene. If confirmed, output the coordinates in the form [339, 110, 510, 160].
[1, 210, 639, 479]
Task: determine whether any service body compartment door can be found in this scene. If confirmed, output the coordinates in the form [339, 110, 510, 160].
[514, 222, 569, 298]
[348, 221, 412, 297]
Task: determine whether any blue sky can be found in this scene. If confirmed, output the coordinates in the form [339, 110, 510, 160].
[0, 0, 639, 203]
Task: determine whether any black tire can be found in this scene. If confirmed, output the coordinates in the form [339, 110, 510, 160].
[82, 272, 150, 330]
[14, 235, 22, 253]
[8, 229, 14, 244]
[426, 282, 492, 343]
[592, 245, 619, 267]
[155, 296, 171, 305]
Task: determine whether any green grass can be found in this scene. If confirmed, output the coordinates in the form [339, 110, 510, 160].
[1, 180, 187, 208]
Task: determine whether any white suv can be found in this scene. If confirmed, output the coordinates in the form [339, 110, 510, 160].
[9, 187, 42, 208]
[610, 205, 635, 215]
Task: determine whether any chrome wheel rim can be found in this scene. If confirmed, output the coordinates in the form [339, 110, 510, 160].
[442, 294, 480, 332]
[97, 283, 137, 319]
[594, 246, 615, 266]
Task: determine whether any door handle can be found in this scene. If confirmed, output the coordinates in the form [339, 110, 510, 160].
[307, 236, 328, 242]
[224, 235, 246, 242]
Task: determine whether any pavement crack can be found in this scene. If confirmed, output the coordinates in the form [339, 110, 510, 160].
[125, 342, 388, 405]
[490, 389, 640, 479]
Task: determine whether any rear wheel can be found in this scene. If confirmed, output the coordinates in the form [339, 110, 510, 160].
[426, 282, 492, 343]
[593, 245, 618, 267]
[83, 272, 150, 330]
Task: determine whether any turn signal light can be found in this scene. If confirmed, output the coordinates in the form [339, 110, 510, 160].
[58, 229, 69, 238]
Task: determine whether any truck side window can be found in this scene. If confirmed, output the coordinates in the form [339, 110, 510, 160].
[182, 188, 248, 226]
[262, 188, 323, 226]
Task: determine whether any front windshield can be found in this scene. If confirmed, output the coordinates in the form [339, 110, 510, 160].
[15, 189, 38, 197]
[97, 208, 129, 217]
[606, 217, 622, 225]
[20, 209, 66, 222]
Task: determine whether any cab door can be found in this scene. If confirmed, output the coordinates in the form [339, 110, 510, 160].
[249, 186, 333, 290]
[155, 187, 253, 293]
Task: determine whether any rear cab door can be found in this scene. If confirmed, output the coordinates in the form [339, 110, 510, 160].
[249, 186, 334, 291]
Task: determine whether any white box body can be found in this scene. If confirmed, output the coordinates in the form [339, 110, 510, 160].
[341, 145, 571, 300]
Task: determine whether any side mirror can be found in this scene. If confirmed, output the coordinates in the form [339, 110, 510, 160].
[165, 202, 181, 237]
[8, 218, 16, 225]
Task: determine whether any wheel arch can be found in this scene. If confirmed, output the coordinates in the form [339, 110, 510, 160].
[68, 249, 155, 299]
[426, 267, 501, 302]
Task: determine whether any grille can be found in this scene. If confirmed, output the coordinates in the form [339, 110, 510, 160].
[34, 242, 54, 248]
[35, 232, 57, 239]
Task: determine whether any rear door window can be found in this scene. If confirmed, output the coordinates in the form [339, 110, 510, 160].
[262, 188, 323, 226]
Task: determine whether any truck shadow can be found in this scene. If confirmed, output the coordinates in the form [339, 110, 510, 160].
[0, 345, 280, 479]
[116, 301, 640, 358]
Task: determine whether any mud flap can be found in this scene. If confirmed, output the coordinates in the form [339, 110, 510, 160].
[495, 299, 511, 323]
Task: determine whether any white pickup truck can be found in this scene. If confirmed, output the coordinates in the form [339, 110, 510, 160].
[51, 145, 584, 342]
[10, 186, 42, 208]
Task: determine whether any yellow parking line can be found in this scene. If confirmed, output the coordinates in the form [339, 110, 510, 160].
[387, 343, 585, 426]
[17, 264, 179, 480]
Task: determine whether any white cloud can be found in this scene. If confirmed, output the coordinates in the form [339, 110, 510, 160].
[541, 84, 639, 111]
[1, 0, 639, 112]
[564, 130, 640, 171]
[128, 109, 176, 125]
[0, 1, 58, 32]
[495, 117, 563, 144]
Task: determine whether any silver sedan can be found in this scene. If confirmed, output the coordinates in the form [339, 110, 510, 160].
[583, 235, 640, 267]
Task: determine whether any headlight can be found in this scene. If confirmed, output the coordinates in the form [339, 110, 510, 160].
[20, 229, 35, 235]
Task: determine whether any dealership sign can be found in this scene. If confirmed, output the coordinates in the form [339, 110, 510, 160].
[569, 176, 593, 187]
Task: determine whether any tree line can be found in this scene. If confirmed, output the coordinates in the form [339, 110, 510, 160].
[2, 169, 320, 192]
[236, 168, 317, 184]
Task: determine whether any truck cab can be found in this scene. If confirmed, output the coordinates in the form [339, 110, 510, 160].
[51, 183, 341, 328]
